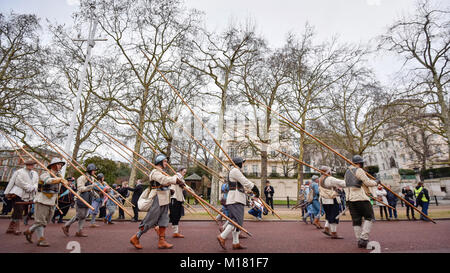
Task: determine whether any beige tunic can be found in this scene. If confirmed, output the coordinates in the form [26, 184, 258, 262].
[226, 167, 255, 206]
[170, 173, 185, 202]
[319, 176, 345, 205]
[4, 168, 38, 201]
[34, 171, 61, 206]
[149, 168, 178, 206]
[344, 166, 378, 202]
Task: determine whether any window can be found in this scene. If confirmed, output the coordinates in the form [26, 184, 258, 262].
[252, 165, 258, 176]
[271, 165, 277, 174]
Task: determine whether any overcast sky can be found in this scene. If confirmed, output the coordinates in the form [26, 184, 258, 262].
[0, 0, 428, 84]
[0, 0, 438, 160]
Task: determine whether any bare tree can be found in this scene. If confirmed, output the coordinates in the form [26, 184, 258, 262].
[280, 24, 369, 194]
[379, 0, 450, 162]
[181, 23, 263, 204]
[0, 12, 49, 155]
[84, 0, 202, 186]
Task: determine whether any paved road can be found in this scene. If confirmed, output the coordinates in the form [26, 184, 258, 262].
[1, 218, 449, 253]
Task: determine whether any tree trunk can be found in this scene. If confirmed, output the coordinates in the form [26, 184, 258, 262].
[128, 108, 146, 188]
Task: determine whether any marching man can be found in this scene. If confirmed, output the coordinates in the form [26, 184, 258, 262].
[344, 155, 378, 248]
[23, 158, 68, 247]
[5, 159, 38, 235]
[318, 166, 346, 239]
[130, 154, 184, 249]
[217, 157, 259, 250]
[62, 163, 99, 237]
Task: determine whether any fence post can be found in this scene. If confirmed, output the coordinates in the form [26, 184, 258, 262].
[435, 196, 438, 206]
[287, 196, 290, 208]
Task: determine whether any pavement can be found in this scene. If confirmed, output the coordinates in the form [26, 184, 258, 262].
[1, 217, 449, 253]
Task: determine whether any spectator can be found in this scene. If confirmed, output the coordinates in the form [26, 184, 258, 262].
[375, 185, 389, 220]
[263, 181, 275, 214]
[127, 179, 145, 222]
[1, 188, 13, 215]
[402, 186, 416, 220]
[298, 185, 306, 217]
[386, 185, 398, 220]
[51, 177, 75, 224]
[414, 182, 430, 221]
[117, 182, 130, 220]
[247, 195, 263, 221]
[337, 188, 346, 215]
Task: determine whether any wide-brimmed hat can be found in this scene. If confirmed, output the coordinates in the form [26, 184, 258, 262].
[47, 158, 65, 169]
[24, 159, 36, 165]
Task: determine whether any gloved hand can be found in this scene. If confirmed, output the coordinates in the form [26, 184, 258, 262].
[251, 185, 260, 198]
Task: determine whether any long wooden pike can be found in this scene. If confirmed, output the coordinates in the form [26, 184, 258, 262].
[90, 121, 221, 225]
[6, 145, 64, 214]
[116, 111, 221, 225]
[277, 149, 396, 210]
[22, 120, 135, 209]
[1, 132, 94, 210]
[250, 94, 435, 223]
[90, 120, 252, 235]
[21, 120, 132, 216]
[144, 54, 281, 220]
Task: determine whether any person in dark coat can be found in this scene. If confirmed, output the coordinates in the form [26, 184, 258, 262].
[52, 178, 75, 224]
[263, 181, 275, 213]
[127, 180, 145, 222]
[386, 185, 398, 220]
[402, 186, 416, 220]
[117, 182, 130, 219]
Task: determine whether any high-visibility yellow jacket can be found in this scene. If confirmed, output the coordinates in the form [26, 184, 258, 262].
[414, 186, 429, 202]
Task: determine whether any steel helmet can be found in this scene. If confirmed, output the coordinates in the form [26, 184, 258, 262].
[352, 155, 365, 164]
[155, 154, 167, 165]
[97, 173, 104, 180]
[232, 157, 246, 166]
[86, 163, 97, 172]
[311, 175, 319, 181]
[47, 158, 65, 169]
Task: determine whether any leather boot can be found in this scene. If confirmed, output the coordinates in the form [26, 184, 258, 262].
[358, 239, 368, 248]
[13, 221, 22, 235]
[75, 231, 88, 237]
[157, 227, 173, 249]
[37, 237, 50, 247]
[6, 221, 15, 234]
[130, 234, 143, 249]
[61, 225, 70, 237]
[173, 233, 185, 238]
[24, 229, 34, 243]
[313, 218, 323, 229]
[232, 243, 247, 250]
[330, 232, 344, 239]
[322, 227, 331, 236]
[217, 235, 226, 250]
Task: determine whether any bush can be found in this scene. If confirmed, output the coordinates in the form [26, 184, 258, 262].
[421, 167, 450, 179]
[399, 169, 416, 175]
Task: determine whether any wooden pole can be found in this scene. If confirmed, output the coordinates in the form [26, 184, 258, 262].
[21, 120, 132, 216]
[1, 132, 94, 210]
[277, 149, 396, 210]
[250, 95, 435, 223]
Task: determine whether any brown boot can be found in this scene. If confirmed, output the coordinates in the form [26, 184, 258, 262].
[24, 229, 34, 243]
[75, 231, 88, 237]
[157, 227, 173, 249]
[313, 218, 323, 229]
[330, 232, 344, 239]
[322, 227, 331, 236]
[232, 243, 247, 250]
[61, 225, 70, 237]
[37, 237, 50, 247]
[6, 221, 16, 234]
[130, 234, 143, 249]
[217, 235, 226, 250]
[173, 233, 185, 238]
[13, 221, 22, 235]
